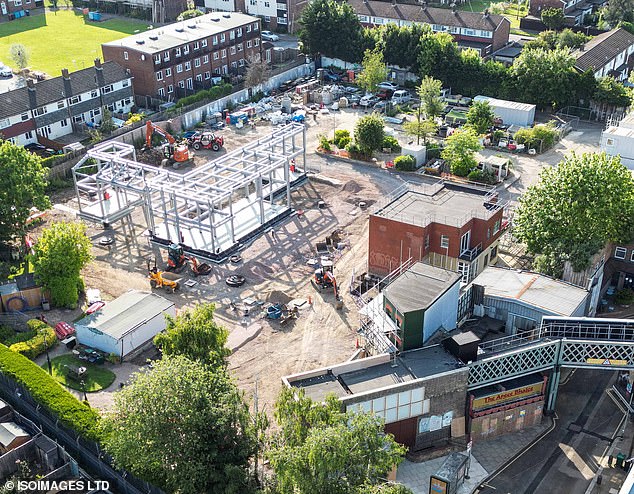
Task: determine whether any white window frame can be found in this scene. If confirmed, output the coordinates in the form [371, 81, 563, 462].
[168, 84, 174, 93]
[124, 51, 128, 60]
[615, 247, 627, 259]
[440, 235, 449, 249]
[156, 71, 163, 81]
[203, 55, 209, 64]
[194, 58, 201, 68]
[165, 67, 172, 76]
[177, 64, 183, 73]
[185, 61, 192, 71]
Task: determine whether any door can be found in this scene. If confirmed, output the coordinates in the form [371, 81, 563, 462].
[460, 230, 471, 255]
[1, 3, 7, 14]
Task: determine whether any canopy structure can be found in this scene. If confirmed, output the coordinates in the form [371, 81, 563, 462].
[72, 123, 307, 261]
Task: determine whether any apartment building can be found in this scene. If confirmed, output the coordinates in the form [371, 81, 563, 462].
[196, 0, 305, 33]
[102, 12, 262, 101]
[368, 182, 507, 284]
[0, 60, 134, 146]
[347, 0, 511, 57]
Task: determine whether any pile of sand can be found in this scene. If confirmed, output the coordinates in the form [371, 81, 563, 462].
[266, 289, 292, 304]
[342, 180, 363, 193]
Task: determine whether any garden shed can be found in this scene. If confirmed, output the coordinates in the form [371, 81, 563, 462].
[74, 290, 175, 358]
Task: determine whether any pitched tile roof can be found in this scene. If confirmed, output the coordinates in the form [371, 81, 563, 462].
[571, 28, 634, 72]
[0, 61, 131, 120]
[347, 0, 508, 31]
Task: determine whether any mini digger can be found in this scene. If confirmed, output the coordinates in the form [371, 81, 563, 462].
[148, 259, 181, 293]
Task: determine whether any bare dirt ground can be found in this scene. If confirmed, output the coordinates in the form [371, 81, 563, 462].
[38, 107, 386, 414]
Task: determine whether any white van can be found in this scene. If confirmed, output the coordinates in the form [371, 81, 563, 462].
[391, 90, 411, 104]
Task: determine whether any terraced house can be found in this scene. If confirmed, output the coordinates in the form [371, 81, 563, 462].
[348, 0, 511, 57]
[0, 60, 134, 146]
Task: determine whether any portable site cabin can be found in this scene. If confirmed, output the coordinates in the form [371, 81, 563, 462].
[74, 290, 175, 358]
[473, 96, 536, 127]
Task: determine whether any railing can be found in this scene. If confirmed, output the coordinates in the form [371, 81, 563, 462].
[477, 328, 543, 356]
[459, 243, 482, 262]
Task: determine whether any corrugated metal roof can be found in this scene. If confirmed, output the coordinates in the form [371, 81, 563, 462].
[384, 262, 461, 314]
[76, 290, 174, 341]
[472, 267, 588, 316]
[474, 95, 536, 112]
[0, 422, 29, 447]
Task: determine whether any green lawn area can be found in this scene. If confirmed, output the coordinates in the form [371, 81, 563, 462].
[0, 9, 151, 76]
[45, 353, 116, 392]
[458, 0, 530, 29]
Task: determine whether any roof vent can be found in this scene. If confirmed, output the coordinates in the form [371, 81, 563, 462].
[212, 17, 220, 21]
[136, 39, 145, 44]
[187, 24, 196, 28]
[149, 35, 159, 40]
[223, 13, 230, 18]
[175, 26, 184, 32]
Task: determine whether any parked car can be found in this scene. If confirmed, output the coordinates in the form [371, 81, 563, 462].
[0, 66, 13, 78]
[377, 81, 398, 91]
[261, 31, 280, 42]
[373, 100, 390, 112]
[360, 94, 379, 107]
[391, 90, 412, 104]
[376, 88, 395, 100]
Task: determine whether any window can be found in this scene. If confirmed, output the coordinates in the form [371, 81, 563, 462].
[154, 54, 161, 65]
[278, 17, 287, 24]
[186, 78, 193, 90]
[164, 52, 170, 62]
[185, 61, 191, 71]
[205, 71, 211, 79]
[247, 40, 252, 48]
[213, 68, 221, 75]
[60, 119, 68, 127]
[457, 261, 469, 284]
[194, 58, 201, 68]
[122, 80, 129, 87]
[168, 84, 174, 93]
[124, 51, 129, 60]
[33, 107, 47, 117]
[177, 64, 183, 73]
[254, 38, 260, 46]
[175, 47, 181, 57]
[14, 0, 21, 6]
[246, 24, 251, 33]
[57, 101, 65, 110]
[196, 74, 203, 82]
[202, 39, 208, 47]
[178, 80, 185, 88]
[239, 58, 245, 67]
[220, 33, 226, 42]
[165, 67, 172, 77]
[123, 98, 131, 105]
[254, 22, 258, 30]
[630, 250, 634, 262]
[615, 247, 627, 259]
[230, 46, 236, 55]
[203, 55, 209, 64]
[460, 231, 471, 254]
[21, 113, 29, 121]
[493, 219, 501, 234]
[264, 16, 270, 22]
[230, 30, 235, 40]
[237, 43, 243, 52]
[213, 36, 218, 45]
[158, 87, 165, 97]
[237, 27, 242, 37]
[440, 235, 449, 249]
[214, 52, 219, 60]
[183, 45, 190, 55]
[24, 130, 33, 140]
[264, 1, 269, 6]
[222, 49, 227, 58]
[194, 41, 200, 50]
[90, 89, 98, 98]
[231, 61, 237, 69]
[73, 114, 84, 123]
[92, 107, 101, 116]
[69, 95, 81, 105]
[102, 84, 114, 94]
[156, 71, 163, 81]
[490, 245, 498, 259]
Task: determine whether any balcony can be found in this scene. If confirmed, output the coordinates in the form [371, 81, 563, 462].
[459, 243, 482, 262]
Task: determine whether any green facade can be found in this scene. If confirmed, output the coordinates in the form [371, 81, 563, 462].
[384, 297, 425, 351]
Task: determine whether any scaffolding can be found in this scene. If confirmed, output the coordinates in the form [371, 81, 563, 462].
[72, 123, 307, 261]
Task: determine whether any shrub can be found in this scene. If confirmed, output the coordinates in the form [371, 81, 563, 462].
[318, 135, 332, 152]
[615, 288, 634, 305]
[382, 135, 401, 153]
[175, 84, 233, 109]
[124, 113, 145, 126]
[394, 154, 416, 171]
[334, 129, 351, 148]
[4, 329, 37, 346]
[9, 320, 57, 360]
[514, 123, 558, 152]
[47, 276, 82, 308]
[0, 343, 101, 441]
[427, 144, 441, 160]
[0, 325, 15, 344]
[467, 168, 497, 185]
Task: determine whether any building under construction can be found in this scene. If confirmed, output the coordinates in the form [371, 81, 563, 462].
[72, 123, 307, 262]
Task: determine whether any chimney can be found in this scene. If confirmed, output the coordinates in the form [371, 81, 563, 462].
[26, 79, 35, 90]
[483, 8, 489, 17]
[392, 0, 396, 5]
[94, 58, 103, 70]
[61, 68, 70, 80]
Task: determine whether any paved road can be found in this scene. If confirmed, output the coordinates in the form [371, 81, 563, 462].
[477, 369, 624, 494]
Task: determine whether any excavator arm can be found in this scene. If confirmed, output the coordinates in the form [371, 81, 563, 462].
[145, 121, 176, 148]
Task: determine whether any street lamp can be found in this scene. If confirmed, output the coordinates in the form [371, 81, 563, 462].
[41, 329, 52, 375]
[80, 379, 88, 404]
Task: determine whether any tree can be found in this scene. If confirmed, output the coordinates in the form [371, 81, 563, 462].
[403, 117, 437, 146]
[102, 356, 257, 494]
[50, 0, 58, 10]
[510, 47, 579, 109]
[299, 0, 363, 60]
[382, 24, 430, 71]
[417, 76, 444, 120]
[354, 113, 385, 154]
[178, 9, 203, 20]
[592, 77, 632, 108]
[31, 222, 92, 308]
[268, 388, 407, 494]
[441, 129, 482, 176]
[154, 303, 230, 369]
[356, 48, 387, 95]
[99, 108, 116, 134]
[513, 152, 634, 275]
[466, 100, 495, 135]
[9, 44, 29, 76]
[244, 54, 270, 92]
[601, 0, 634, 27]
[541, 7, 565, 30]
[0, 141, 50, 244]
[417, 32, 462, 88]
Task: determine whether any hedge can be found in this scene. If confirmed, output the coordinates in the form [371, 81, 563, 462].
[394, 154, 416, 171]
[9, 319, 57, 360]
[174, 83, 233, 109]
[0, 343, 102, 441]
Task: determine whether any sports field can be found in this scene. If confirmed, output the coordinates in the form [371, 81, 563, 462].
[0, 9, 151, 75]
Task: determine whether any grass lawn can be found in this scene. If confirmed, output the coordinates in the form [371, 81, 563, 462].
[46, 353, 116, 392]
[0, 9, 151, 76]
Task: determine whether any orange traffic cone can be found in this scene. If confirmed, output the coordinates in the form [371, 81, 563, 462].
[355, 338, 359, 349]
[308, 295, 313, 305]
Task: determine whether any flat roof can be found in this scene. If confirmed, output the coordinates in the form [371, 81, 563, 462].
[604, 125, 634, 138]
[289, 346, 462, 402]
[472, 267, 588, 316]
[383, 262, 461, 314]
[76, 290, 174, 340]
[474, 95, 536, 112]
[102, 12, 258, 54]
[373, 183, 500, 228]
[0, 422, 29, 447]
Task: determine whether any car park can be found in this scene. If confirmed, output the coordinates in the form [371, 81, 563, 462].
[391, 90, 412, 104]
[360, 94, 379, 107]
[261, 31, 280, 42]
[377, 81, 398, 91]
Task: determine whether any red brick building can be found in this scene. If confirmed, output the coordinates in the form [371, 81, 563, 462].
[102, 12, 262, 102]
[347, 0, 511, 57]
[369, 183, 507, 283]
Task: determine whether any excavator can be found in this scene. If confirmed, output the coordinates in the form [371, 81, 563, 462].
[144, 121, 192, 168]
[312, 260, 339, 298]
[166, 243, 211, 276]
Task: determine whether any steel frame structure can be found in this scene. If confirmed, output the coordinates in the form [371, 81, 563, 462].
[72, 123, 307, 260]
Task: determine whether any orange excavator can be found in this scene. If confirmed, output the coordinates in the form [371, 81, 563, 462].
[312, 260, 339, 298]
[145, 121, 192, 165]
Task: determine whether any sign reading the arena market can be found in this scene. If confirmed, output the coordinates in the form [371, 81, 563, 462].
[472, 382, 544, 410]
